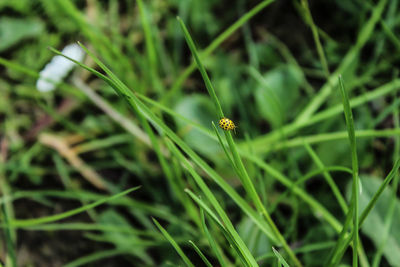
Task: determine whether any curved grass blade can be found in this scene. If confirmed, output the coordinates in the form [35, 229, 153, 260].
[8, 187, 140, 227]
[188, 240, 213, 267]
[338, 75, 359, 266]
[272, 247, 290, 267]
[152, 218, 195, 267]
[200, 209, 227, 267]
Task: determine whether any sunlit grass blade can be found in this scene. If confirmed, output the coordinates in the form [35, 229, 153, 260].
[188, 240, 213, 267]
[152, 218, 195, 267]
[272, 247, 290, 267]
[338, 75, 359, 266]
[8, 187, 140, 227]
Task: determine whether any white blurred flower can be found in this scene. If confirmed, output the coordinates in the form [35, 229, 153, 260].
[36, 43, 85, 92]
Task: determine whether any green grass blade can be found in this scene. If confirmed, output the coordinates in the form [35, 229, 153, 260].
[299, 0, 330, 79]
[137, 0, 162, 94]
[152, 218, 195, 267]
[338, 75, 359, 266]
[212, 122, 239, 173]
[359, 158, 400, 226]
[188, 240, 213, 267]
[64, 249, 129, 267]
[305, 143, 348, 214]
[184, 189, 224, 229]
[177, 17, 224, 118]
[9, 187, 140, 227]
[270, 166, 352, 213]
[200, 209, 227, 267]
[272, 247, 291, 267]
[1, 204, 17, 267]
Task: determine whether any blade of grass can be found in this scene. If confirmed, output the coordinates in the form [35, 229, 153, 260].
[137, 0, 163, 94]
[272, 247, 290, 267]
[152, 218, 195, 267]
[16, 222, 159, 236]
[63, 249, 130, 267]
[269, 166, 352, 214]
[212, 122, 239, 174]
[338, 75, 360, 266]
[8, 187, 140, 227]
[305, 143, 348, 214]
[177, 17, 224, 118]
[200, 209, 227, 267]
[1, 204, 16, 267]
[0, 189, 191, 229]
[299, 0, 330, 79]
[188, 240, 213, 267]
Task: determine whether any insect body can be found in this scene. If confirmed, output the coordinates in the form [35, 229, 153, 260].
[219, 118, 237, 132]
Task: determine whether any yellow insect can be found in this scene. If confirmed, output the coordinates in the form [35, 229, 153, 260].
[218, 117, 237, 133]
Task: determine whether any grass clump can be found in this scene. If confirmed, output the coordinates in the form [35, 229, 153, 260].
[1, 0, 400, 266]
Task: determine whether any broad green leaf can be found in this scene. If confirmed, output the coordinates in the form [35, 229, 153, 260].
[254, 65, 302, 128]
[0, 17, 44, 51]
[174, 94, 220, 156]
[356, 176, 400, 266]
